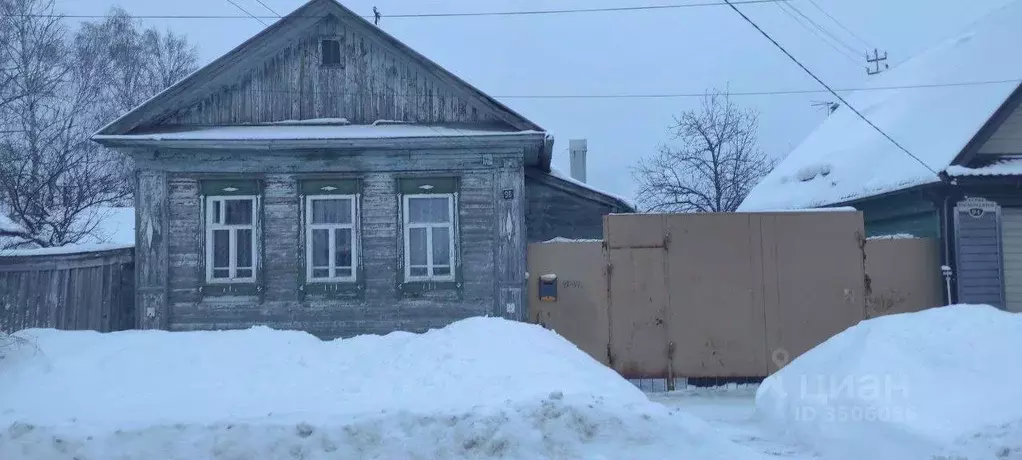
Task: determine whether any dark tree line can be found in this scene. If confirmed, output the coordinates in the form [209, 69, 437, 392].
[0, 0, 198, 248]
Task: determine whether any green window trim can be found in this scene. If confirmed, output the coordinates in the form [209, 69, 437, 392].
[300, 178, 363, 290]
[399, 177, 458, 194]
[199, 179, 263, 298]
[201, 179, 260, 196]
[301, 179, 361, 195]
[398, 177, 462, 289]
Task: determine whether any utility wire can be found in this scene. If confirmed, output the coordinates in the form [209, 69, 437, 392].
[194, 78, 1020, 100]
[774, 2, 861, 66]
[224, 0, 268, 26]
[1, 0, 789, 20]
[252, 0, 282, 18]
[804, 0, 874, 49]
[782, 2, 863, 57]
[722, 0, 939, 176]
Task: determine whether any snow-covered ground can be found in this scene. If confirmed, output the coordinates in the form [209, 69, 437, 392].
[1, 305, 1019, 459]
[0, 318, 766, 460]
[756, 304, 1022, 460]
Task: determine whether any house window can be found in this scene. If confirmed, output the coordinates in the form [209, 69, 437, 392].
[402, 178, 458, 282]
[205, 195, 258, 283]
[306, 195, 357, 282]
[321, 39, 341, 66]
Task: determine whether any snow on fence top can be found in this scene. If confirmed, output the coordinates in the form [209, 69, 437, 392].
[739, 1, 1022, 211]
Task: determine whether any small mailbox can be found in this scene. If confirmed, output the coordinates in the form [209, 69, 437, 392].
[539, 274, 558, 302]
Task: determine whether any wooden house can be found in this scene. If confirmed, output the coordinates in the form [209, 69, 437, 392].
[739, 2, 1022, 312]
[93, 0, 631, 338]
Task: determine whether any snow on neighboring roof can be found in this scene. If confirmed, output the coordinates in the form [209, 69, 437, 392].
[0, 212, 23, 234]
[739, 1, 1022, 211]
[0, 207, 135, 257]
[543, 237, 603, 243]
[94, 124, 542, 142]
[946, 157, 1022, 176]
[550, 167, 636, 210]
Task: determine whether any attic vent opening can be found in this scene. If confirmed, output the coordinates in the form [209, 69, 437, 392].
[321, 39, 341, 66]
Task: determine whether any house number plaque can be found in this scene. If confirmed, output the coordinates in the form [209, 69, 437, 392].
[502, 189, 515, 200]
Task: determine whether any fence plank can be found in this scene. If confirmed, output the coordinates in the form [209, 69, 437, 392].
[0, 248, 136, 333]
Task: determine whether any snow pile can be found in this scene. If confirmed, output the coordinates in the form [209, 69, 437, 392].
[0, 318, 762, 459]
[755, 305, 1022, 460]
[739, 1, 1022, 211]
[866, 233, 916, 240]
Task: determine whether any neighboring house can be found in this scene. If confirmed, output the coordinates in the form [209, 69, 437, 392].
[738, 1, 1022, 312]
[93, 0, 631, 338]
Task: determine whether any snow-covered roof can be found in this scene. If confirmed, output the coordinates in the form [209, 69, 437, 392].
[549, 167, 637, 211]
[739, 1, 1022, 211]
[94, 124, 542, 142]
[946, 157, 1022, 176]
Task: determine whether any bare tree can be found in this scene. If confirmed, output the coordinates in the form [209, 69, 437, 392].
[633, 89, 774, 213]
[0, 0, 126, 248]
[0, 2, 199, 248]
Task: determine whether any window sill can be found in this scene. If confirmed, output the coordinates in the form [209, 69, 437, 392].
[399, 281, 461, 294]
[302, 282, 365, 299]
[201, 283, 260, 296]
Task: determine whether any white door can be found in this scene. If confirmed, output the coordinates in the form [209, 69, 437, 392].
[1001, 208, 1022, 312]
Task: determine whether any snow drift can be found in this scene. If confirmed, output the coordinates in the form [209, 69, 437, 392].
[755, 305, 1022, 460]
[0, 317, 761, 459]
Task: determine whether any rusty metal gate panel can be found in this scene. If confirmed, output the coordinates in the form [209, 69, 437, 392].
[664, 213, 770, 378]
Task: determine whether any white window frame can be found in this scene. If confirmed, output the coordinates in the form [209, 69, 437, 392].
[205, 195, 259, 284]
[403, 193, 457, 282]
[305, 194, 359, 283]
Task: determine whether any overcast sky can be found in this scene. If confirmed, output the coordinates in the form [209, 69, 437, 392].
[66, 0, 1015, 200]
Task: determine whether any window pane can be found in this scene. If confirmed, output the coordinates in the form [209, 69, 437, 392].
[312, 229, 329, 267]
[336, 268, 353, 278]
[410, 267, 427, 277]
[409, 227, 427, 266]
[334, 228, 353, 268]
[212, 200, 222, 224]
[312, 199, 351, 224]
[213, 268, 230, 279]
[236, 229, 252, 268]
[312, 268, 330, 279]
[408, 197, 450, 223]
[213, 230, 230, 268]
[225, 199, 253, 225]
[432, 227, 450, 266]
[434, 266, 451, 276]
[236, 269, 253, 279]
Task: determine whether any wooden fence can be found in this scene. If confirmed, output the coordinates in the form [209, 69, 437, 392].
[0, 247, 135, 333]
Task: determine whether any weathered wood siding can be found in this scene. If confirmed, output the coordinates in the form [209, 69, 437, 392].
[139, 148, 521, 338]
[0, 248, 135, 333]
[152, 14, 500, 128]
[524, 169, 632, 243]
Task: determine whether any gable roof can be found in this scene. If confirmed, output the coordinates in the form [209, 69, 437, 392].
[739, 0, 1022, 211]
[95, 0, 542, 136]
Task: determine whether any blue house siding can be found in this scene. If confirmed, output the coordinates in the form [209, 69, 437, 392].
[851, 191, 941, 239]
[953, 199, 1004, 307]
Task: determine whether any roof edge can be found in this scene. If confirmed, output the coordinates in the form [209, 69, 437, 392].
[951, 81, 1022, 167]
[525, 168, 635, 212]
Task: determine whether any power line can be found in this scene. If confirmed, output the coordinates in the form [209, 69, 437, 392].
[2, 0, 789, 20]
[782, 1, 863, 57]
[804, 0, 874, 49]
[722, 0, 939, 176]
[223, 0, 268, 26]
[252, 0, 282, 18]
[774, 2, 860, 66]
[193, 78, 1020, 100]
